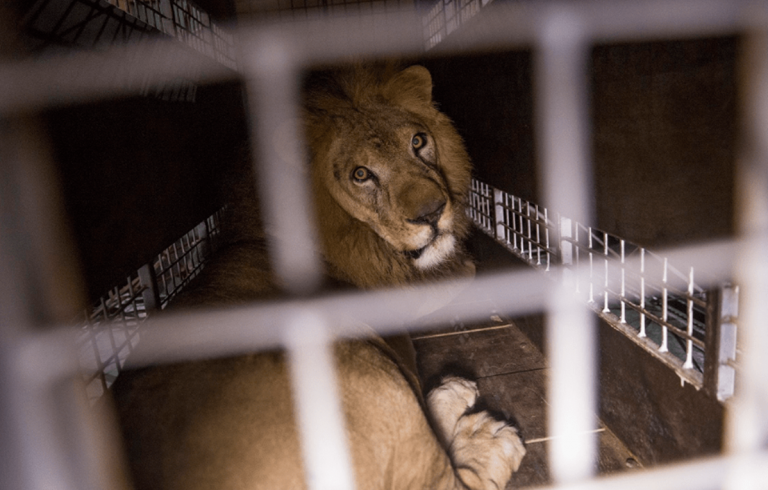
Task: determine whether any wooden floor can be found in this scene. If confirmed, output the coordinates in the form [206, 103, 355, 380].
[412, 309, 642, 487]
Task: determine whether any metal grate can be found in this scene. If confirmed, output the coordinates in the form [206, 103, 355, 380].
[75, 208, 224, 403]
[109, 0, 238, 69]
[423, 0, 491, 49]
[234, 0, 415, 22]
[468, 178, 738, 394]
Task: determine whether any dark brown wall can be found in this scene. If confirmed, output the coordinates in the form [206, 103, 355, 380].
[592, 38, 738, 247]
[599, 318, 724, 465]
[46, 80, 249, 301]
[424, 51, 538, 203]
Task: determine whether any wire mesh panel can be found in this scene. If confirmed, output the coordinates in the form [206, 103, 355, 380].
[74, 209, 224, 403]
[467, 178, 736, 393]
[422, 0, 491, 49]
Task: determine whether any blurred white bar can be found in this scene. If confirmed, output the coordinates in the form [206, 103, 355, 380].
[241, 36, 323, 295]
[120, 267, 551, 367]
[553, 453, 768, 490]
[726, 23, 768, 480]
[0, 38, 234, 114]
[88, 237, 735, 370]
[536, 8, 596, 483]
[284, 312, 356, 490]
[0, 1, 759, 116]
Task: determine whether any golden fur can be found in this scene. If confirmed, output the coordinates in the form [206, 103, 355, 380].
[303, 65, 476, 288]
[110, 66, 525, 490]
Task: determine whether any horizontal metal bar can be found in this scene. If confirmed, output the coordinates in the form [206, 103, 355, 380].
[119, 267, 553, 368]
[553, 452, 768, 490]
[593, 306, 705, 388]
[3, 1, 768, 115]
[619, 297, 706, 349]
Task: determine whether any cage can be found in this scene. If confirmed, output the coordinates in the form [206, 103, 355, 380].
[1, 0, 766, 489]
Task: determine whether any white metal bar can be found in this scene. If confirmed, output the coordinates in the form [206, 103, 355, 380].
[639, 248, 647, 338]
[683, 267, 695, 370]
[545, 208, 551, 271]
[588, 228, 594, 303]
[284, 312, 356, 490]
[242, 39, 322, 295]
[536, 204, 542, 266]
[536, 8, 596, 483]
[725, 24, 768, 470]
[661, 257, 669, 353]
[494, 187, 505, 241]
[620, 239, 626, 324]
[603, 232, 610, 314]
[717, 285, 738, 402]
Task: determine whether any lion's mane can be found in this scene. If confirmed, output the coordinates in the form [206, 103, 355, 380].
[303, 65, 475, 289]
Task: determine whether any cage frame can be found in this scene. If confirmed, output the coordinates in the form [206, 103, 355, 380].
[1, 0, 767, 489]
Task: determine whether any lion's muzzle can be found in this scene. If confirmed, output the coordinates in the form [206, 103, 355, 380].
[399, 178, 447, 226]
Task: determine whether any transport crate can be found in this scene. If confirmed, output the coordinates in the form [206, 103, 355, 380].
[0, 1, 765, 489]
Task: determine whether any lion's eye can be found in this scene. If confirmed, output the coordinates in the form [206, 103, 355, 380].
[411, 133, 427, 151]
[352, 166, 372, 182]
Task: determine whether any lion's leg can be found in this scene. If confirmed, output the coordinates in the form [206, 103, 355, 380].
[427, 377, 527, 490]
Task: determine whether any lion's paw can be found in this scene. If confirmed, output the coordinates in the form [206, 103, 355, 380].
[451, 411, 527, 490]
[426, 377, 479, 448]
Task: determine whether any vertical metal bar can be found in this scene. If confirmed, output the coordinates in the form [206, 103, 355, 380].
[544, 207, 551, 271]
[526, 202, 533, 261]
[683, 267, 695, 369]
[560, 217, 573, 266]
[574, 222, 580, 292]
[620, 239, 626, 323]
[242, 36, 322, 295]
[725, 27, 768, 477]
[588, 227, 594, 303]
[661, 257, 669, 353]
[518, 197, 524, 254]
[284, 312, 355, 490]
[512, 195, 519, 250]
[602, 232, 610, 314]
[536, 9, 596, 484]
[639, 248, 647, 337]
[494, 187, 505, 242]
[535, 204, 542, 266]
[716, 285, 738, 402]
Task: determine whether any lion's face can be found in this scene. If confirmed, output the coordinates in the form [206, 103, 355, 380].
[321, 105, 459, 270]
[306, 65, 474, 287]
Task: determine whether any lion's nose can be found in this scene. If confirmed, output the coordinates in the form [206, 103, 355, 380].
[408, 197, 446, 226]
[400, 179, 447, 226]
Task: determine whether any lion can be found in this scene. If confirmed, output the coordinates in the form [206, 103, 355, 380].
[110, 65, 526, 490]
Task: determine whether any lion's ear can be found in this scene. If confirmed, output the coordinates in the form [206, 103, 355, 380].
[383, 65, 433, 105]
